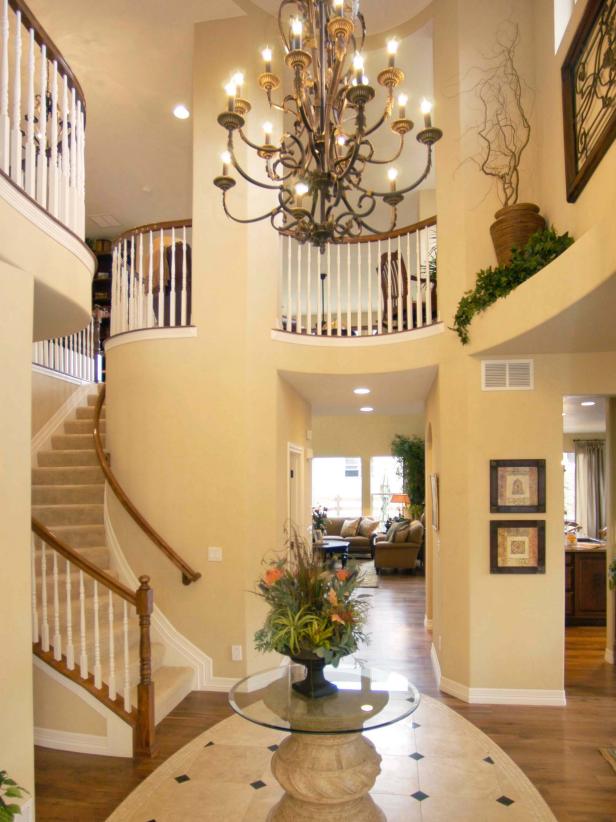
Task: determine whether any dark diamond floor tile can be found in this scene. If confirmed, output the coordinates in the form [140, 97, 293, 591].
[411, 790, 429, 802]
[484, 755, 494, 764]
[268, 744, 279, 751]
[250, 780, 267, 790]
[204, 741, 214, 748]
[174, 774, 190, 784]
[497, 796, 515, 806]
[409, 752, 424, 760]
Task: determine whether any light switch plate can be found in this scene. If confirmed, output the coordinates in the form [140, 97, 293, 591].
[208, 546, 223, 562]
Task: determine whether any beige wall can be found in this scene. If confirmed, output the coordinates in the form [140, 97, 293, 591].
[33, 667, 106, 734]
[0, 261, 35, 793]
[31, 370, 81, 435]
[313, 413, 425, 515]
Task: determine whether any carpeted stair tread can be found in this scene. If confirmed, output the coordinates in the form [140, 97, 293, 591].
[32, 485, 104, 505]
[64, 419, 106, 435]
[47, 524, 106, 547]
[51, 433, 103, 451]
[32, 503, 104, 527]
[38, 450, 99, 467]
[76, 405, 105, 420]
[32, 466, 104, 485]
[34, 543, 111, 569]
[132, 666, 195, 723]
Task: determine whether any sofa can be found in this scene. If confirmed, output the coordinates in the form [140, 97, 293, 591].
[324, 516, 379, 557]
[374, 519, 424, 572]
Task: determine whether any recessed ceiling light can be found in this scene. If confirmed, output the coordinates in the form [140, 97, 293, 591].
[353, 387, 370, 395]
[360, 406, 374, 413]
[581, 401, 596, 406]
[173, 104, 190, 120]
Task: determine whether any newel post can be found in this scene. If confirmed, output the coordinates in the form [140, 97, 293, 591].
[134, 575, 156, 756]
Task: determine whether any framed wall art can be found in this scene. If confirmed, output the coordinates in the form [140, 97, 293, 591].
[490, 459, 546, 513]
[490, 520, 546, 574]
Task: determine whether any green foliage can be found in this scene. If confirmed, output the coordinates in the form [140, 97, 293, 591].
[391, 434, 425, 516]
[609, 558, 616, 591]
[254, 541, 369, 666]
[452, 228, 574, 344]
[312, 506, 328, 531]
[0, 771, 28, 822]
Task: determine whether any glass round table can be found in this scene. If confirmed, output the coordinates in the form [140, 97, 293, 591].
[229, 660, 420, 821]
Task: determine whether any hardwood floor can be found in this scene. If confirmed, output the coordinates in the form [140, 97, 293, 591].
[35, 575, 616, 821]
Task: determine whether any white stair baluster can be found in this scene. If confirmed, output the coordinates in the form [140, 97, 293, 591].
[147, 230, 154, 327]
[181, 226, 188, 326]
[336, 243, 341, 335]
[36, 45, 47, 208]
[10, 9, 21, 186]
[346, 243, 351, 335]
[123, 600, 130, 711]
[138, 231, 144, 330]
[40, 539, 49, 651]
[93, 580, 102, 689]
[0, 0, 10, 173]
[79, 103, 86, 237]
[108, 590, 116, 700]
[326, 244, 331, 336]
[425, 226, 433, 324]
[377, 239, 383, 334]
[316, 239, 322, 336]
[128, 235, 134, 330]
[61, 76, 69, 227]
[356, 243, 362, 336]
[415, 228, 422, 327]
[387, 237, 393, 333]
[25, 27, 35, 197]
[406, 229, 412, 329]
[65, 558, 74, 669]
[69, 86, 77, 231]
[79, 570, 88, 678]
[170, 226, 177, 327]
[397, 234, 403, 331]
[158, 228, 164, 327]
[296, 241, 302, 334]
[52, 550, 61, 660]
[122, 238, 128, 332]
[31, 535, 39, 644]
[306, 242, 312, 335]
[286, 236, 292, 332]
[49, 61, 58, 218]
[367, 240, 372, 335]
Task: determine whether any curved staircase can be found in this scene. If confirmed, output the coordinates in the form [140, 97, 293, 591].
[32, 388, 195, 756]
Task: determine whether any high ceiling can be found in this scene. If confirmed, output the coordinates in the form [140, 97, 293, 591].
[563, 396, 606, 434]
[29, 0, 433, 239]
[280, 367, 436, 415]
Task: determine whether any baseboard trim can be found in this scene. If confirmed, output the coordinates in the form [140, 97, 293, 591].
[34, 727, 111, 756]
[31, 381, 92, 465]
[605, 648, 614, 665]
[105, 500, 226, 691]
[430, 642, 441, 685]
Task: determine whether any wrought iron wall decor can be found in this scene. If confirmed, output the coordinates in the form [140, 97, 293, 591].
[562, 0, 616, 202]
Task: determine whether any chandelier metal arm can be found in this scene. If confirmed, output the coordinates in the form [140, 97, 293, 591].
[361, 135, 405, 165]
[229, 146, 283, 191]
[238, 129, 282, 155]
[222, 193, 279, 225]
[359, 145, 433, 199]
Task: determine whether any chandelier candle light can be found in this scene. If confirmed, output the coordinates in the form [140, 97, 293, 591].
[213, 0, 442, 250]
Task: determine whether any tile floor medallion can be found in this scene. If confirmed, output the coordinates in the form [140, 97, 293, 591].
[106, 695, 556, 822]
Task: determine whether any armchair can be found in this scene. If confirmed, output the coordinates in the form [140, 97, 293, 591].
[374, 520, 424, 572]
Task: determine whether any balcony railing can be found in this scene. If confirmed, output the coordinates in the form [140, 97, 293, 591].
[0, 0, 86, 236]
[32, 316, 99, 382]
[279, 217, 437, 337]
[110, 220, 192, 336]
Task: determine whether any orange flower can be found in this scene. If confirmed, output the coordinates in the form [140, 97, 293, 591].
[331, 613, 344, 624]
[327, 589, 338, 606]
[336, 569, 349, 582]
[263, 568, 283, 586]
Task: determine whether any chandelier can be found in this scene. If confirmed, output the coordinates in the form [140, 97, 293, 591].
[213, 0, 442, 250]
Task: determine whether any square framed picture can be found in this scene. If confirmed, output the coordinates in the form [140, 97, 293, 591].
[430, 473, 439, 531]
[490, 520, 546, 574]
[490, 459, 546, 513]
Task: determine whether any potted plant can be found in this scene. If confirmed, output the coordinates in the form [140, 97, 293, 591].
[0, 771, 29, 821]
[471, 24, 545, 265]
[254, 540, 369, 698]
[391, 434, 425, 520]
[312, 505, 328, 542]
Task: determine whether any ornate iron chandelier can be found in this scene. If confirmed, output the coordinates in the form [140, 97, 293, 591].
[213, 0, 442, 250]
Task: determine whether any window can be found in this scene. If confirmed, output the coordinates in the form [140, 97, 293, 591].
[312, 457, 362, 517]
[370, 456, 403, 524]
[563, 451, 575, 523]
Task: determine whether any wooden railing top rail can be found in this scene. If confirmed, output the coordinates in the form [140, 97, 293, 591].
[93, 386, 202, 585]
[114, 218, 193, 245]
[280, 216, 437, 246]
[32, 517, 137, 605]
[9, 0, 86, 110]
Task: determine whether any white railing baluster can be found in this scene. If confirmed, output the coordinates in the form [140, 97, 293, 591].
[0, 0, 9, 173]
[356, 243, 362, 336]
[10, 9, 21, 186]
[36, 45, 48, 208]
[397, 234, 403, 331]
[346, 243, 351, 335]
[147, 230, 154, 327]
[138, 231, 144, 330]
[425, 226, 433, 324]
[415, 229, 422, 327]
[122, 238, 128, 332]
[316, 240, 322, 336]
[123, 600, 130, 711]
[306, 242, 312, 335]
[377, 239, 383, 335]
[406, 229, 412, 329]
[170, 226, 177, 327]
[326, 244, 331, 336]
[40, 539, 49, 652]
[286, 236, 292, 332]
[367, 240, 372, 335]
[296, 240, 301, 334]
[158, 229, 164, 327]
[79, 570, 88, 678]
[387, 237, 393, 333]
[50, 61, 59, 218]
[93, 580, 102, 689]
[336, 243, 341, 335]
[181, 225, 188, 326]
[61, 76, 69, 226]
[129, 235, 135, 331]
[69, 86, 77, 231]
[65, 558, 74, 669]
[52, 550, 61, 660]
[108, 590, 116, 700]
[25, 27, 36, 197]
[31, 535, 39, 644]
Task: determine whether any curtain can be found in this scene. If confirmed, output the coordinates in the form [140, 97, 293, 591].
[575, 440, 606, 538]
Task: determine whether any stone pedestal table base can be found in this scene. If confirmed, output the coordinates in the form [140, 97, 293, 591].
[267, 731, 385, 821]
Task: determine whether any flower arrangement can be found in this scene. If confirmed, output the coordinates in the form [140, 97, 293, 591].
[254, 540, 369, 667]
[312, 506, 328, 532]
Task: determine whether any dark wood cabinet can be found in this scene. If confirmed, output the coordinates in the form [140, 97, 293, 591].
[565, 548, 606, 626]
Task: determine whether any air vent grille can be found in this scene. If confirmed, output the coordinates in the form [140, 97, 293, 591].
[481, 360, 534, 391]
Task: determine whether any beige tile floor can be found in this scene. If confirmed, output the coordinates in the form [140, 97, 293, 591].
[107, 696, 555, 822]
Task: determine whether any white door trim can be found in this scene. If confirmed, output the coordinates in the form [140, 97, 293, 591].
[287, 442, 305, 539]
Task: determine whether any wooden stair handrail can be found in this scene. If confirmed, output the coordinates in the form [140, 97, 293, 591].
[32, 517, 136, 605]
[93, 386, 201, 585]
[279, 215, 437, 245]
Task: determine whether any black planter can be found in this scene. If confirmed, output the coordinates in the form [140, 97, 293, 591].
[290, 653, 338, 699]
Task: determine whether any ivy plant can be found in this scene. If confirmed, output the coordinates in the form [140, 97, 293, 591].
[391, 434, 425, 519]
[452, 228, 574, 344]
[0, 771, 28, 822]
